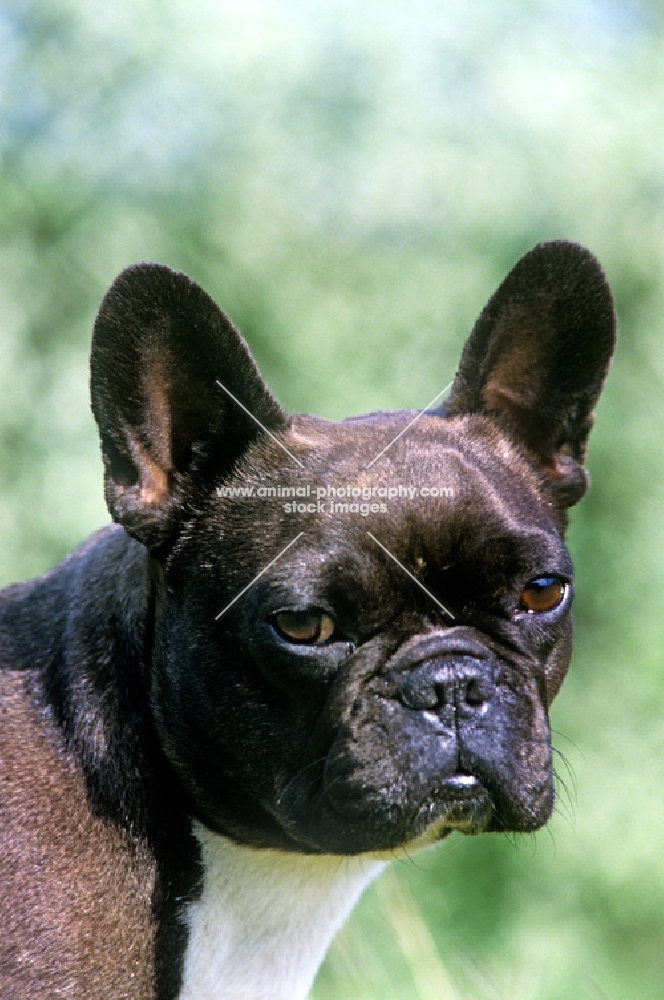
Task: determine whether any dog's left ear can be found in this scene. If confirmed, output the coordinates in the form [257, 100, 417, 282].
[447, 241, 616, 505]
[90, 263, 287, 550]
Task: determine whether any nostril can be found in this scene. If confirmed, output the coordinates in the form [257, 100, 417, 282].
[400, 676, 440, 711]
[398, 656, 496, 714]
[464, 678, 487, 706]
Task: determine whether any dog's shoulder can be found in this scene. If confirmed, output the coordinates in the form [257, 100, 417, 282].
[0, 664, 158, 998]
[0, 527, 159, 997]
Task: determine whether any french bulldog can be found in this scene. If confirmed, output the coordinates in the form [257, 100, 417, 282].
[0, 241, 615, 999]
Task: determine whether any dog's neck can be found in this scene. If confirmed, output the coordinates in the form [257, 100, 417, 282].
[179, 822, 384, 1000]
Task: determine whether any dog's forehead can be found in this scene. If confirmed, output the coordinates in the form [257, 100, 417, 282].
[282, 411, 539, 493]
[208, 409, 556, 555]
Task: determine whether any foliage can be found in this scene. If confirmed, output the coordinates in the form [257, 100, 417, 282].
[1, 1, 663, 997]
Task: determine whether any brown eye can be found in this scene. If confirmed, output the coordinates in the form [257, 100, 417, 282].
[273, 610, 335, 645]
[519, 577, 566, 614]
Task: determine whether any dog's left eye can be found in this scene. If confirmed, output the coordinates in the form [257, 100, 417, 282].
[272, 610, 336, 645]
[519, 577, 567, 614]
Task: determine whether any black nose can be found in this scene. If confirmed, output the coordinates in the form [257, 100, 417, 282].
[399, 655, 496, 714]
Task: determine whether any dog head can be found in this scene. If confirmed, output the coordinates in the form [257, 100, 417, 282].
[90, 241, 615, 855]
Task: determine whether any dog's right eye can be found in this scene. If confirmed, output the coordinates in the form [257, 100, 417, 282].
[272, 610, 335, 645]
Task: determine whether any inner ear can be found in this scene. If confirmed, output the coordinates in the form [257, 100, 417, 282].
[90, 263, 286, 550]
[481, 300, 551, 416]
[99, 341, 212, 511]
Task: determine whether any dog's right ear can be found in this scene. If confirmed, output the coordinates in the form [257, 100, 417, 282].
[90, 264, 286, 551]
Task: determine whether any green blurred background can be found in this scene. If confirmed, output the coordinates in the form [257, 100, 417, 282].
[1, 1, 662, 997]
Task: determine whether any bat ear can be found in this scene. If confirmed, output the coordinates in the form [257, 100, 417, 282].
[90, 264, 286, 550]
[447, 241, 616, 506]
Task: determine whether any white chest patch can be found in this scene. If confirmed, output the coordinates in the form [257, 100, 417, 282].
[178, 822, 384, 1000]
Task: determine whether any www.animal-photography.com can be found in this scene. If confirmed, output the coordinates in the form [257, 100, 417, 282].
[0, 3, 662, 1000]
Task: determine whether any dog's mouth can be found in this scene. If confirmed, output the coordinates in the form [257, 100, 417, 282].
[272, 722, 554, 854]
[276, 762, 495, 856]
[273, 677, 552, 854]
[400, 774, 494, 847]
[437, 773, 493, 827]
[438, 773, 496, 811]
